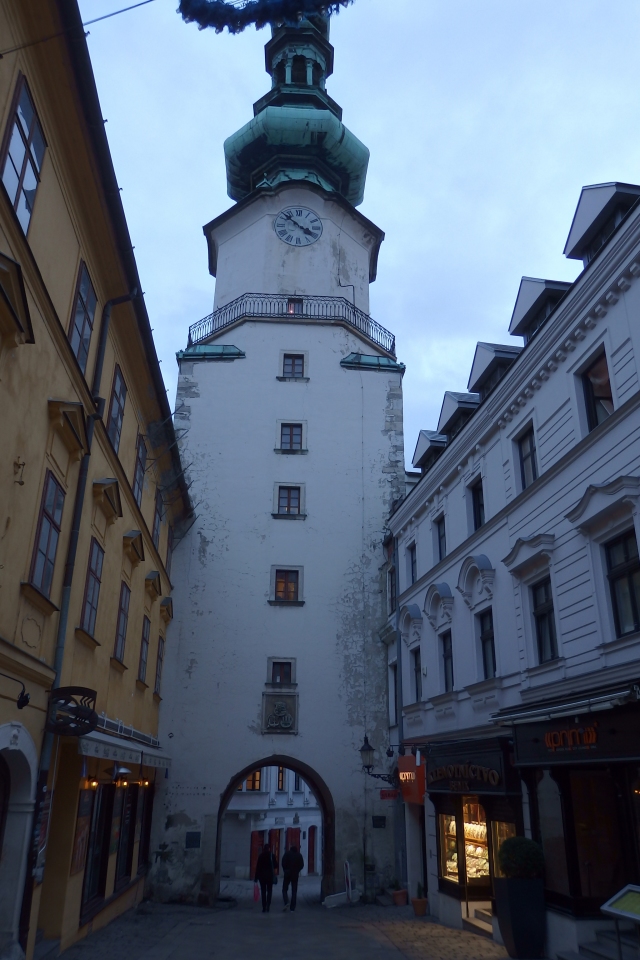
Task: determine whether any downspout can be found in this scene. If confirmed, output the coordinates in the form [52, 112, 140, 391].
[394, 535, 407, 888]
[19, 293, 136, 943]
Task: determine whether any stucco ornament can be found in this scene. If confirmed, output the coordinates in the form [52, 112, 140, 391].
[424, 583, 454, 630]
[456, 555, 495, 611]
[400, 604, 422, 647]
[267, 701, 294, 729]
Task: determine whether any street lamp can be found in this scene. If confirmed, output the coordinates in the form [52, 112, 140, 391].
[359, 735, 398, 786]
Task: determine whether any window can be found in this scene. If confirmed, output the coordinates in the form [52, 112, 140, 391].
[275, 569, 299, 602]
[154, 636, 165, 695]
[532, 578, 558, 662]
[283, 354, 304, 378]
[246, 770, 261, 791]
[166, 525, 174, 579]
[152, 490, 163, 549]
[441, 631, 454, 692]
[114, 581, 131, 662]
[30, 471, 65, 598]
[408, 543, 417, 584]
[80, 538, 104, 637]
[133, 435, 147, 507]
[272, 661, 292, 684]
[68, 264, 98, 375]
[138, 616, 150, 683]
[277, 766, 285, 791]
[436, 516, 446, 562]
[278, 486, 300, 515]
[583, 352, 614, 431]
[412, 647, 422, 702]
[606, 531, 640, 638]
[472, 479, 485, 530]
[388, 567, 397, 613]
[294, 773, 301, 792]
[281, 423, 302, 451]
[107, 365, 127, 453]
[1, 78, 46, 233]
[479, 609, 496, 680]
[518, 428, 538, 490]
[287, 298, 303, 315]
[390, 663, 398, 723]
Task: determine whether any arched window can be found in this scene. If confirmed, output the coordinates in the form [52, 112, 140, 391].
[291, 56, 307, 85]
[275, 60, 286, 85]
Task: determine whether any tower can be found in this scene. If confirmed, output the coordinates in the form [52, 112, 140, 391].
[152, 16, 406, 900]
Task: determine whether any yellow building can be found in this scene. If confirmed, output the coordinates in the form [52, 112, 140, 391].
[0, 1, 192, 955]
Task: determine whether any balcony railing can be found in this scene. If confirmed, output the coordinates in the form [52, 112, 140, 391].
[187, 293, 396, 357]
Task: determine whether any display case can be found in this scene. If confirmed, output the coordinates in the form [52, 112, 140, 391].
[491, 820, 516, 878]
[463, 798, 490, 885]
[439, 812, 460, 883]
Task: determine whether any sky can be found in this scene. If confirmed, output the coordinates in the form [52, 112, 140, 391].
[78, 0, 640, 467]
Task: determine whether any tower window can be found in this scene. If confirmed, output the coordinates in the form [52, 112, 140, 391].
[283, 354, 304, 378]
[281, 423, 302, 451]
[291, 56, 307, 84]
[278, 486, 300, 515]
[275, 60, 286, 84]
[275, 569, 299, 602]
[272, 661, 292, 684]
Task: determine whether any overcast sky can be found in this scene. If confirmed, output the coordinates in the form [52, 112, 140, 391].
[78, 0, 640, 467]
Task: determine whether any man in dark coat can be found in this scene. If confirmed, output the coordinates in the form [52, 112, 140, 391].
[254, 843, 276, 912]
[281, 845, 304, 911]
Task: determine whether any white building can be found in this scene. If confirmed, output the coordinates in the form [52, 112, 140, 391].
[388, 181, 640, 957]
[150, 15, 406, 903]
[222, 766, 321, 881]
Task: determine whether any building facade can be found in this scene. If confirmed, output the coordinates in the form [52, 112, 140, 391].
[388, 181, 640, 957]
[222, 766, 321, 881]
[0, 1, 190, 956]
[152, 15, 406, 904]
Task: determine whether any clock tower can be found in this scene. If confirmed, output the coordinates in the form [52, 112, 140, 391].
[153, 14, 407, 902]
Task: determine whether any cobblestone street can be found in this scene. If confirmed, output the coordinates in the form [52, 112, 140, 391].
[61, 883, 508, 960]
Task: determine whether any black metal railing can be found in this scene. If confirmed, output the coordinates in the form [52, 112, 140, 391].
[187, 293, 396, 356]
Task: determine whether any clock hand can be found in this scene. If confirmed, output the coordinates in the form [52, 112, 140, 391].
[282, 211, 314, 237]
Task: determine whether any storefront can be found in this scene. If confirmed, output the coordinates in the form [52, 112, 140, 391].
[426, 738, 522, 904]
[505, 693, 640, 917]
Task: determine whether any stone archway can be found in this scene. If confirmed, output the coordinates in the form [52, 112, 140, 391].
[213, 755, 335, 902]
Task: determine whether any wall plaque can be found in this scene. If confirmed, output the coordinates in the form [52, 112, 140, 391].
[262, 693, 298, 735]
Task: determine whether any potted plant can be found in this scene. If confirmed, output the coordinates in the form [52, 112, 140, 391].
[494, 836, 545, 959]
[411, 881, 428, 917]
[388, 876, 408, 907]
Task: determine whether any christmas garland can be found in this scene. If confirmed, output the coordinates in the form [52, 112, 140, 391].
[178, 0, 353, 34]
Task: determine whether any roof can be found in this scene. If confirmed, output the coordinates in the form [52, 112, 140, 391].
[412, 430, 447, 469]
[467, 341, 522, 393]
[563, 182, 640, 260]
[176, 344, 245, 362]
[508, 277, 571, 337]
[340, 353, 405, 373]
[437, 392, 480, 436]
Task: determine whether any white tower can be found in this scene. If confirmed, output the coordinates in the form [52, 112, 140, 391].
[152, 14, 405, 901]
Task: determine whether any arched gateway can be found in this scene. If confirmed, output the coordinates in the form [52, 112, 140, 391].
[149, 13, 404, 905]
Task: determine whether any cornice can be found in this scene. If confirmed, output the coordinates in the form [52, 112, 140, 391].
[393, 207, 640, 528]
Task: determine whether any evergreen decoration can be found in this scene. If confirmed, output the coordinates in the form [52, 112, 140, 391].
[497, 836, 545, 880]
[178, 0, 352, 34]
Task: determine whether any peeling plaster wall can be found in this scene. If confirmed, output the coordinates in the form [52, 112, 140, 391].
[151, 314, 404, 900]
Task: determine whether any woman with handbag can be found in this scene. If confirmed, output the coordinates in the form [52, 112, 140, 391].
[254, 843, 276, 913]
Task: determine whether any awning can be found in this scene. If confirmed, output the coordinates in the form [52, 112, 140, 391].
[78, 729, 171, 768]
[491, 683, 640, 726]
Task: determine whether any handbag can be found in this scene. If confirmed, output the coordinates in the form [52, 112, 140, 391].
[253, 882, 260, 902]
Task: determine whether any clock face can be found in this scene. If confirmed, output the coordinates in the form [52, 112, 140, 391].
[274, 207, 323, 247]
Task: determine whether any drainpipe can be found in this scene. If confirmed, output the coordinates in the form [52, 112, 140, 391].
[393, 535, 407, 888]
[19, 292, 136, 945]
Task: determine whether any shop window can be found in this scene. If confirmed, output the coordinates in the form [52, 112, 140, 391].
[138, 616, 150, 683]
[583, 351, 614, 432]
[68, 263, 97, 375]
[606, 530, 640, 637]
[441, 631, 454, 692]
[132, 435, 147, 507]
[478, 609, 496, 680]
[114, 784, 138, 890]
[1, 77, 46, 233]
[412, 647, 422, 702]
[106, 365, 127, 453]
[81, 784, 113, 909]
[283, 354, 304, 378]
[532, 577, 558, 662]
[463, 797, 490, 885]
[439, 812, 459, 883]
[536, 771, 570, 895]
[570, 770, 625, 899]
[30, 471, 65, 598]
[154, 636, 165, 695]
[518, 427, 538, 490]
[491, 821, 516, 877]
[113, 581, 130, 662]
[80, 538, 104, 638]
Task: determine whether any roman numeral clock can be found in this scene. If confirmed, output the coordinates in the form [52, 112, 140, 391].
[274, 207, 323, 246]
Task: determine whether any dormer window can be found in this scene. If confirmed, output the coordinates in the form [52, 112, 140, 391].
[582, 207, 625, 265]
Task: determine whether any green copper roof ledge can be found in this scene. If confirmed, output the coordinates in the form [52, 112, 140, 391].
[340, 353, 406, 374]
[176, 344, 245, 362]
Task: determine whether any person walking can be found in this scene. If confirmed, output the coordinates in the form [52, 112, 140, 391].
[254, 843, 276, 913]
[281, 845, 304, 912]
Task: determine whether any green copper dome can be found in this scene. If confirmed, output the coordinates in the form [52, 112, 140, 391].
[224, 17, 369, 207]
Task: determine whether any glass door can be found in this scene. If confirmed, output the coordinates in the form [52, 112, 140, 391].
[462, 797, 490, 887]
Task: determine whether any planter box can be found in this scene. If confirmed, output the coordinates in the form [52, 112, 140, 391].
[391, 889, 408, 907]
[411, 897, 428, 917]
[494, 877, 545, 959]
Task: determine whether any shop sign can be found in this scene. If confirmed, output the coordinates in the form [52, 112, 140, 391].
[380, 789, 399, 800]
[513, 707, 640, 767]
[428, 762, 501, 793]
[426, 740, 514, 794]
[398, 756, 426, 804]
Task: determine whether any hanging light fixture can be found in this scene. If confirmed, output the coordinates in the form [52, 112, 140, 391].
[359, 736, 398, 786]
